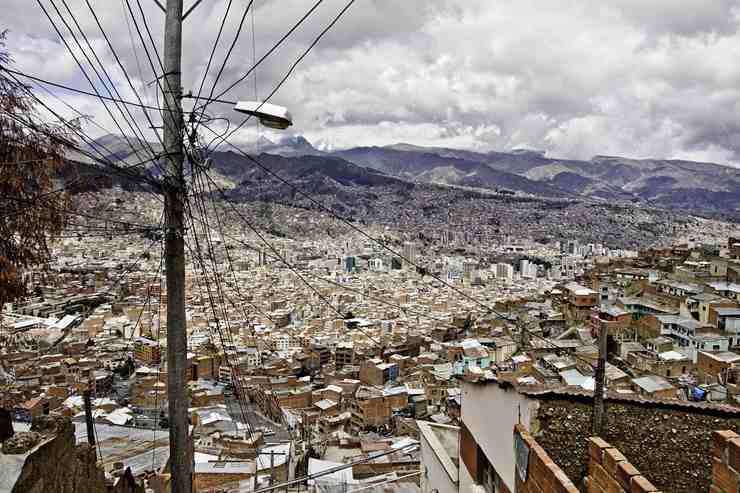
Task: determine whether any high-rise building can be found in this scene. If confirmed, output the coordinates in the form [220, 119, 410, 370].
[402, 241, 417, 267]
[257, 250, 268, 266]
[520, 259, 537, 279]
[566, 240, 576, 255]
[369, 258, 384, 271]
[463, 260, 478, 280]
[495, 263, 514, 280]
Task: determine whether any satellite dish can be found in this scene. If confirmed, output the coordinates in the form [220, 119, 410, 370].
[233, 101, 293, 130]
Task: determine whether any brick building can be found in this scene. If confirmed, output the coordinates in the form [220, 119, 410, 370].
[560, 282, 598, 321]
[133, 337, 161, 365]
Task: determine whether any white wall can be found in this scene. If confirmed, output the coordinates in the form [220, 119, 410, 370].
[458, 455, 476, 493]
[460, 382, 538, 492]
[420, 428, 458, 493]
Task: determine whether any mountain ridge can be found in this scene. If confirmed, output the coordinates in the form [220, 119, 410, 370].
[74, 133, 740, 220]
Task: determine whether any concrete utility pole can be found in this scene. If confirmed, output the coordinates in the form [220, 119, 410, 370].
[162, 0, 191, 490]
[592, 323, 608, 436]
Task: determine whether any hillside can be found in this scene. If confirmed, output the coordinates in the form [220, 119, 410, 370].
[334, 145, 740, 217]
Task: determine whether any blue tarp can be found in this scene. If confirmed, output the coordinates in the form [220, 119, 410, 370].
[691, 387, 707, 401]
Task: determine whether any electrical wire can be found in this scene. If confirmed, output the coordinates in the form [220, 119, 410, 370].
[189, 0, 255, 140]
[200, 123, 499, 321]
[132, 0, 165, 73]
[191, 0, 325, 107]
[121, 0, 152, 107]
[348, 471, 422, 493]
[194, 165, 386, 351]
[252, 443, 419, 493]
[198, 127, 498, 332]
[36, 0, 156, 171]
[209, 0, 357, 153]
[193, 159, 274, 324]
[3, 69, 163, 194]
[1, 68, 184, 114]
[57, 0, 159, 169]
[205, 0, 255, 99]
[85, 0, 171, 159]
[183, 171, 258, 442]
[0, 68, 173, 112]
[191, 0, 235, 123]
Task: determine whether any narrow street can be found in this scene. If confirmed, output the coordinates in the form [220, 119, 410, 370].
[224, 394, 293, 443]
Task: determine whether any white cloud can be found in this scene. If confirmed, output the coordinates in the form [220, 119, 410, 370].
[3, 0, 740, 165]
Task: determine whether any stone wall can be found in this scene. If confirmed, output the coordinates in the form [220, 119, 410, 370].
[533, 397, 740, 492]
[7, 416, 107, 493]
[584, 437, 660, 493]
[514, 424, 579, 493]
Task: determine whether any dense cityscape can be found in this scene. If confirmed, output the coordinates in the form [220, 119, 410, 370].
[1, 185, 740, 492]
[4, 1, 740, 493]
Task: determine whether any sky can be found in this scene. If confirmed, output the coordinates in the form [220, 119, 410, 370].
[3, 0, 740, 165]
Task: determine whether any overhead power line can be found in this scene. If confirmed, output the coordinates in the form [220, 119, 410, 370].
[208, 0, 357, 153]
[253, 443, 418, 493]
[0, 104, 162, 194]
[189, 0, 255, 139]
[192, 164, 386, 351]
[36, 0, 157, 170]
[1, 71, 164, 197]
[86, 0, 172, 152]
[191, 0, 235, 119]
[200, 122, 499, 319]
[199, 0, 325, 108]
[57, 0, 158, 164]
[1, 68, 177, 113]
[202, 0, 255, 107]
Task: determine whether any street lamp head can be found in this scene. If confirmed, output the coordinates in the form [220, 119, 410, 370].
[233, 101, 293, 130]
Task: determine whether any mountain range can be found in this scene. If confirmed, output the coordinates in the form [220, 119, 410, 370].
[229, 134, 740, 217]
[72, 133, 740, 221]
[60, 133, 740, 249]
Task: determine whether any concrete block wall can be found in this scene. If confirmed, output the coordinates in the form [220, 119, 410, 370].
[514, 425, 579, 493]
[712, 430, 740, 493]
[585, 437, 661, 493]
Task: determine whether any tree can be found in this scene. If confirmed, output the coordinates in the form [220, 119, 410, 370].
[0, 31, 73, 305]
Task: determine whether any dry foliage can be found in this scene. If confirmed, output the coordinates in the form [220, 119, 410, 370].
[0, 31, 73, 305]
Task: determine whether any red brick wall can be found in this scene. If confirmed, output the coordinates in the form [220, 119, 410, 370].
[585, 437, 660, 493]
[698, 352, 732, 382]
[712, 430, 740, 493]
[193, 472, 250, 491]
[514, 425, 579, 493]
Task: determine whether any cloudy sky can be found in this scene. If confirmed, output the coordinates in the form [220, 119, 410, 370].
[4, 0, 740, 165]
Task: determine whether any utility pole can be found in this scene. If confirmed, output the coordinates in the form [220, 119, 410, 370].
[83, 388, 95, 447]
[162, 0, 191, 491]
[592, 321, 608, 436]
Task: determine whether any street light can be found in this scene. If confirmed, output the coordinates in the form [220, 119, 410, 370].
[233, 101, 293, 130]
